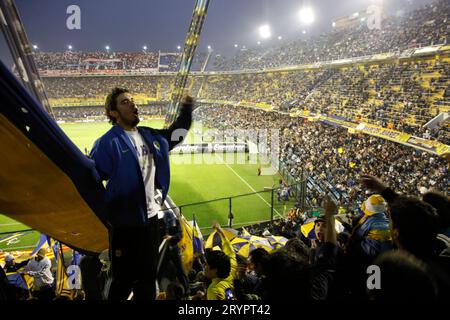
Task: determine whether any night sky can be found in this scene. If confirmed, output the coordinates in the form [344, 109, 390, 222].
[0, 0, 434, 65]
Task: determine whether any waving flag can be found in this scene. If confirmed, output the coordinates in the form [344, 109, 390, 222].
[230, 237, 272, 258]
[205, 230, 223, 250]
[6, 272, 29, 291]
[178, 214, 194, 273]
[192, 214, 204, 255]
[265, 235, 289, 249]
[0, 60, 108, 254]
[30, 233, 52, 256]
[301, 218, 317, 239]
[55, 242, 76, 299]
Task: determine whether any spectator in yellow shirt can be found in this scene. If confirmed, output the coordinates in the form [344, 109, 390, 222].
[204, 223, 237, 300]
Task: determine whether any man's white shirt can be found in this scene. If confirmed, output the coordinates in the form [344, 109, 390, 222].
[125, 130, 160, 218]
[25, 257, 54, 289]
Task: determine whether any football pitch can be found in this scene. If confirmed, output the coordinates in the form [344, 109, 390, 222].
[0, 119, 294, 251]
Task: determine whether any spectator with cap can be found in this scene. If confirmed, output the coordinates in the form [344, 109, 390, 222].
[2, 254, 31, 300]
[344, 194, 392, 298]
[20, 248, 54, 300]
[3, 254, 30, 273]
[348, 195, 393, 258]
[360, 174, 450, 298]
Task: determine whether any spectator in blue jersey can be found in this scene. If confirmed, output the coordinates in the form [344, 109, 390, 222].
[344, 194, 392, 298]
[348, 195, 393, 258]
[90, 87, 193, 300]
[360, 174, 450, 298]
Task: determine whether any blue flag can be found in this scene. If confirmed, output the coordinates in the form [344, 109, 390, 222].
[7, 272, 28, 290]
[30, 233, 51, 256]
[0, 59, 108, 254]
[192, 214, 204, 255]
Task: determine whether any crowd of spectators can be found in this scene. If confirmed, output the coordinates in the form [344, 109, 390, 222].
[3, 0, 450, 303]
[212, 0, 450, 71]
[3, 167, 449, 301]
[33, 1, 450, 142]
[34, 51, 159, 71]
[43, 76, 170, 99]
[194, 105, 449, 212]
[34, 51, 209, 73]
[53, 104, 169, 121]
[3, 104, 450, 303]
[42, 53, 449, 143]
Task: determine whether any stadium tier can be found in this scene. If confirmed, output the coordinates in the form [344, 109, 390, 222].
[195, 105, 449, 207]
[212, 0, 450, 71]
[44, 51, 450, 144]
[34, 0, 449, 144]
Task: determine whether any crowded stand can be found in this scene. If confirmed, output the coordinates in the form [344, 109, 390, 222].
[212, 0, 450, 70]
[3, 177, 450, 300]
[195, 105, 449, 209]
[34, 51, 159, 71]
[43, 75, 167, 99]
[34, 51, 209, 73]
[2, 0, 450, 303]
[53, 104, 168, 121]
[41, 55, 450, 143]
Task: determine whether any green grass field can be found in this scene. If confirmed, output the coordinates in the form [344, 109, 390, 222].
[0, 119, 294, 251]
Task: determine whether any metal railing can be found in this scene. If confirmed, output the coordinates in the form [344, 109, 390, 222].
[158, 182, 304, 232]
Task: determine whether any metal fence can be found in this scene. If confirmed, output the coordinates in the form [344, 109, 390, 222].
[160, 182, 304, 233]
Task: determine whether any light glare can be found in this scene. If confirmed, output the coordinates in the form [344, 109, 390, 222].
[299, 7, 315, 25]
[258, 24, 272, 39]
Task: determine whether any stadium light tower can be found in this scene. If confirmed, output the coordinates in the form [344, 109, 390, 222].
[299, 7, 315, 25]
[105, 45, 110, 52]
[258, 24, 271, 39]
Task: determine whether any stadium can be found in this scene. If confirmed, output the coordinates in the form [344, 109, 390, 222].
[0, 0, 449, 303]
